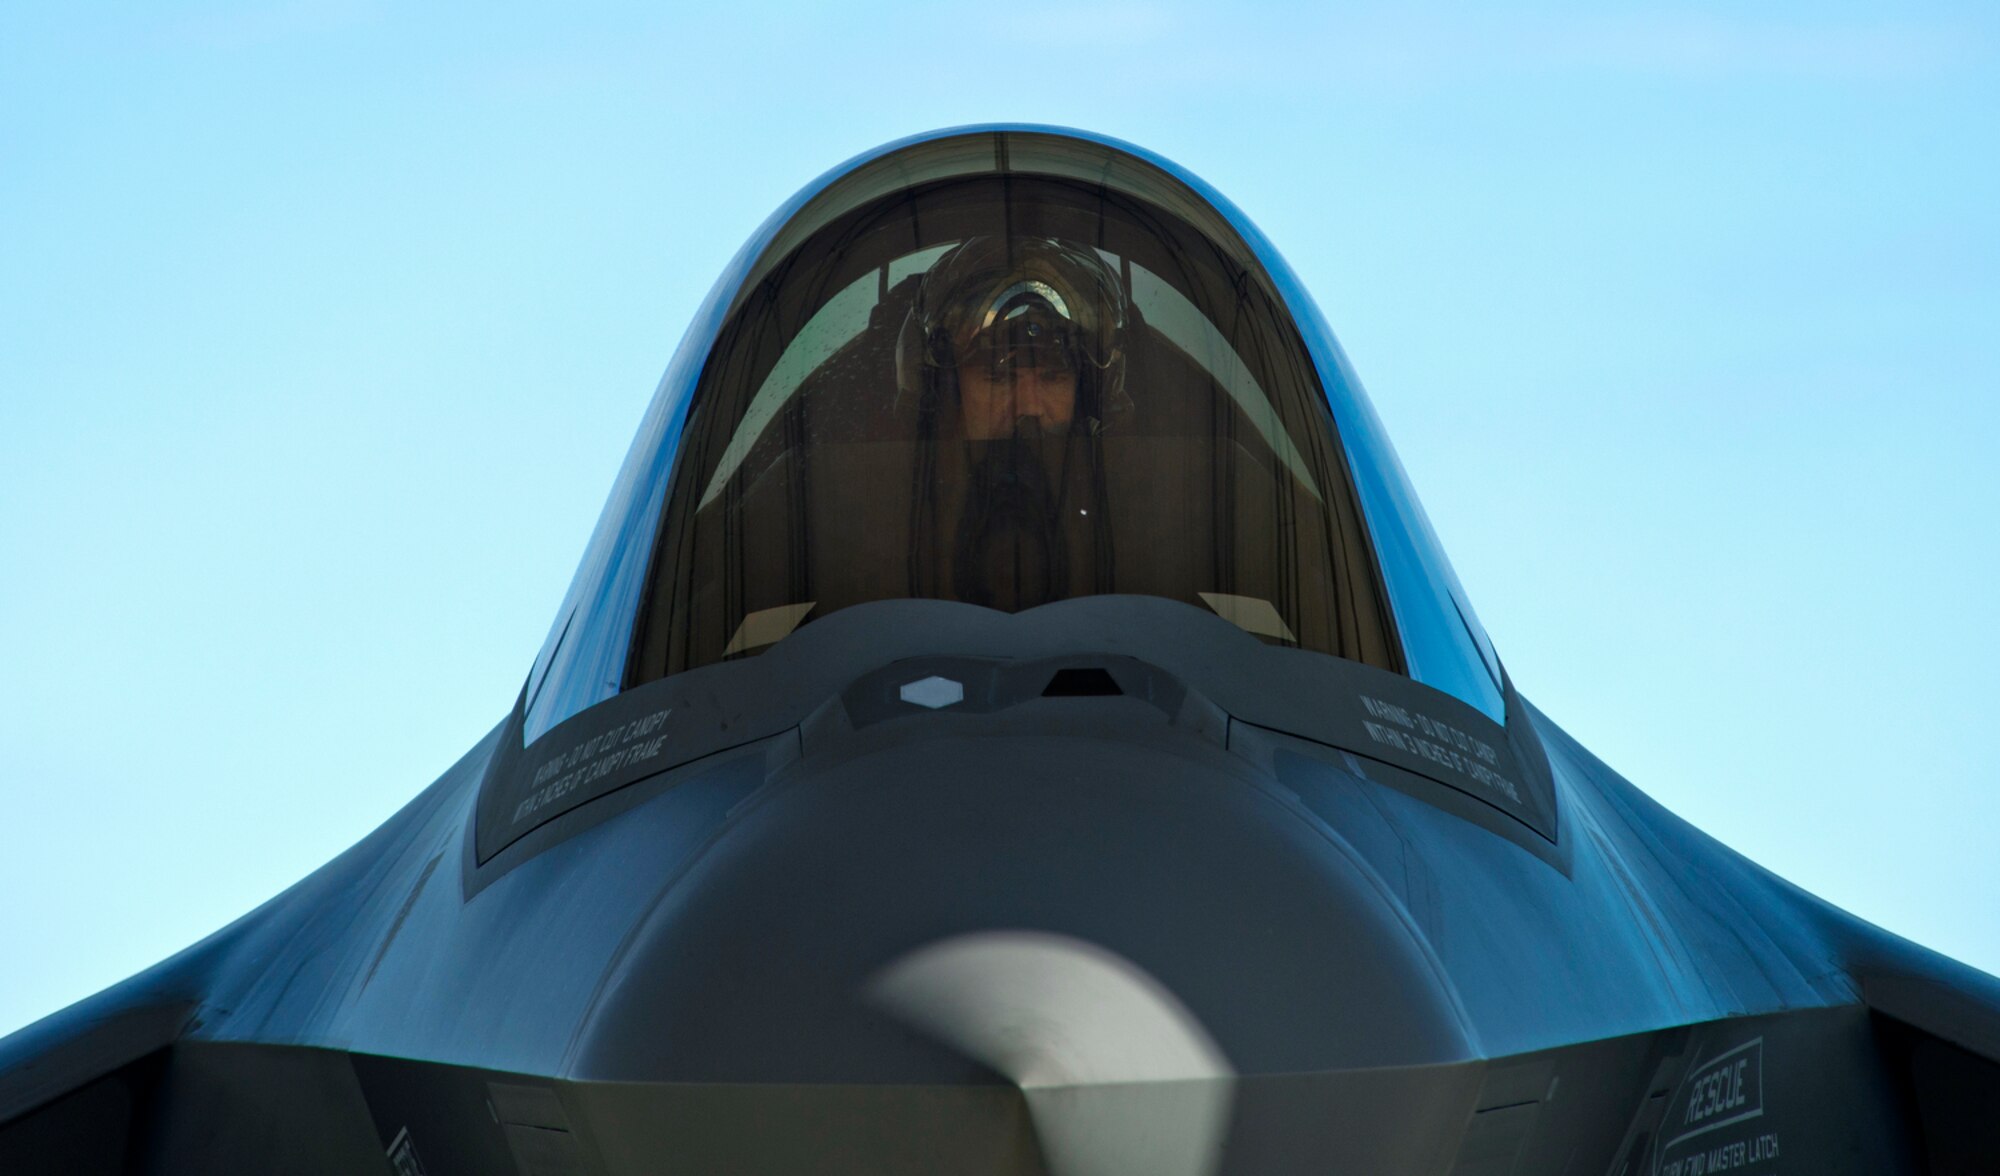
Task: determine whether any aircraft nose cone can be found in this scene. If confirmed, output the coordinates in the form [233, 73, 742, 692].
[570, 734, 1474, 1089]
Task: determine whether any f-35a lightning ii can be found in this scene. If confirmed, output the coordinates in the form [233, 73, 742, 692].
[4, 126, 1996, 1175]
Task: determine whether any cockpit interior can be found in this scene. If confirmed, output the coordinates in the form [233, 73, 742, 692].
[629, 174, 1399, 683]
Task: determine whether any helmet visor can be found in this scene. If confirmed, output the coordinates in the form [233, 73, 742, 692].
[962, 287, 1081, 379]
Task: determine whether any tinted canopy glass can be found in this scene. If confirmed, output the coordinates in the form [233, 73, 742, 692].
[628, 173, 1400, 681]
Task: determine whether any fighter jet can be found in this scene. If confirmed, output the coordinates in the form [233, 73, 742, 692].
[3, 125, 1995, 1175]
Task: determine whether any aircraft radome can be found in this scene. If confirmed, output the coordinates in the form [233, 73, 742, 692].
[4, 125, 1996, 1176]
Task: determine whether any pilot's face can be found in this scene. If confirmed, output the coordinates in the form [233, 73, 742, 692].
[956, 348, 1077, 441]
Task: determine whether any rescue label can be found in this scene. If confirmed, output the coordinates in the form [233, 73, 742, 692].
[1657, 1038, 1776, 1176]
[387, 1126, 429, 1176]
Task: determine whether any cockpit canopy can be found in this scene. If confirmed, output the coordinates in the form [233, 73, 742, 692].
[632, 174, 1397, 681]
[523, 128, 1505, 743]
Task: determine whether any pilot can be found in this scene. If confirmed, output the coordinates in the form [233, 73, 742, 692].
[896, 237, 1130, 610]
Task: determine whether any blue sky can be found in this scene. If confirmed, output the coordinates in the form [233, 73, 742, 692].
[2, 1, 1996, 1036]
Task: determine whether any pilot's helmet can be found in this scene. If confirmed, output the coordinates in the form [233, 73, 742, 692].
[896, 236, 1130, 427]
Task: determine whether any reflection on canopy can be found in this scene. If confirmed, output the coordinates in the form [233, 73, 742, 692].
[699, 244, 955, 512]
